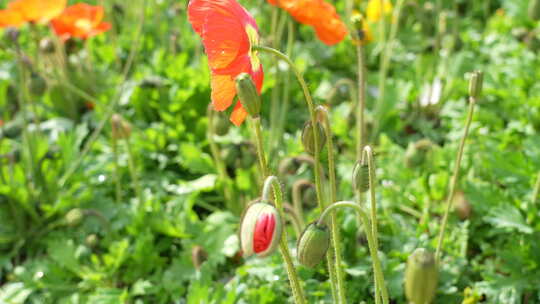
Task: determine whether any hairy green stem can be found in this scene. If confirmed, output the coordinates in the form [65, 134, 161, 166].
[112, 137, 121, 204]
[356, 42, 367, 160]
[253, 117, 269, 178]
[124, 137, 144, 204]
[262, 176, 306, 304]
[435, 96, 476, 261]
[317, 106, 346, 304]
[533, 172, 540, 204]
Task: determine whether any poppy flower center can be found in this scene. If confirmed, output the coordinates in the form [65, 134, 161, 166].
[245, 24, 261, 72]
[253, 213, 276, 253]
[75, 19, 92, 31]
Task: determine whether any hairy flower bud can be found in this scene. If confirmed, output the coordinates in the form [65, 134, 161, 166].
[405, 248, 438, 304]
[235, 73, 261, 117]
[352, 162, 370, 193]
[240, 202, 282, 258]
[213, 113, 230, 136]
[301, 121, 326, 155]
[453, 191, 472, 220]
[468, 71, 483, 100]
[405, 139, 434, 168]
[297, 222, 330, 268]
[65, 208, 84, 227]
[191, 245, 208, 270]
[111, 114, 132, 140]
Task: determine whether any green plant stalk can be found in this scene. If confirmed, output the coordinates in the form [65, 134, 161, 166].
[291, 179, 310, 228]
[373, 0, 405, 141]
[356, 42, 367, 159]
[318, 200, 389, 304]
[361, 146, 379, 250]
[124, 138, 144, 204]
[532, 172, 540, 204]
[58, 0, 147, 188]
[253, 116, 269, 178]
[207, 106, 235, 211]
[262, 176, 306, 304]
[317, 106, 346, 303]
[435, 96, 476, 262]
[254, 45, 331, 299]
[112, 136, 122, 204]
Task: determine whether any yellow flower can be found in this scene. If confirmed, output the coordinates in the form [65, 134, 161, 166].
[366, 0, 393, 22]
[351, 10, 373, 44]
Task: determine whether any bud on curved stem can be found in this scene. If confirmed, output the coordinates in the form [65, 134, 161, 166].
[301, 120, 326, 155]
[240, 202, 283, 258]
[353, 162, 370, 192]
[436, 71, 480, 262]
[404, 248, 438, 304]
[297, 222, 330, 268]
[235, 73, 262, 118]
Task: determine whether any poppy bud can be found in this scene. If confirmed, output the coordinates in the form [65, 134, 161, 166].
[111, 114, 132, 140]
[301, 121, 326, 155]
[85, 234, 99, 247]
[191, 245, 208, 270]
[405, 248, 438, 304]
[213, 113, 230, 136]
[468, 71, 483, 100]
[239, 202, 282, 258]
[39, 38, 55, 54]
[235, 73, 261, 118]
[453, 191, 472, 220]
[352, 162, 370, 193]
[65, 208, 84, 227]
[297, 222, 330, 268]
[405, 139, 433, 168]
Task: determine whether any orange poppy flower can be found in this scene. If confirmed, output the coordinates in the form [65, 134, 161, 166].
[273, 0, 347, 45]
[0, 0, 65, 28]
[188, 0, 264, 126]
[51, 3, 111, 41]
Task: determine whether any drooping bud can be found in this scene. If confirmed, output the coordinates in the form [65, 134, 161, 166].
[468, 71, 483, 100]
[239, 202, 282, 258]
[191, 245, 208, 270]
[297, 222, 330, 268]
[301, 121, 326, 155]
[405, 139, 434, 168]
[405, 248, 438, 304]
[213, 113, 230, 136]
[352, 162, 370, 193]
[453, 191, 472, 220]
[65, 208, 84, 227]
[111, 114, 132, 140]
[235, 73, 261, 117]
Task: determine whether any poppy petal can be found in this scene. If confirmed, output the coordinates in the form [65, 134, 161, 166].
[211, 73, 236, 111]
[230, 100, 248, 126]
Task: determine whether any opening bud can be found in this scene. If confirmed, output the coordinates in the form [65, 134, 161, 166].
[468, 71, 483, 100]
[297, 222, 330, 268]
[352, 162, 370, 193]
[111, 114, 132, 140]
[405, 248, 438, 304]
[239, 202, 282, 258]
[235, 73, 261, 118]
[301, 121, 326, 155]
[405, 139, 434, 168]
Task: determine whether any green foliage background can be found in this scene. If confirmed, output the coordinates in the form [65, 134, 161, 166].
[1, 0, 540, 303]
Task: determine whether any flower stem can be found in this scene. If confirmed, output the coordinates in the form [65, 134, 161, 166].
[262, 176, 306, 304]
[111, 136, 122, 204]
[252, 116, 269, 178]
[124, 137, 144, 204]
[356, 42, 367, 162]
[317, 106, 346, 304]
[207, 107, 236, 212]
[435, 96, 476, 262]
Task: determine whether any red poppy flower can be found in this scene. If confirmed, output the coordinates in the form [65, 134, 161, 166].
[0, 0, 65, 28]
[188, 0, 264, 126]
[272, 0, 347, 45]
[51, 3, 111, 41]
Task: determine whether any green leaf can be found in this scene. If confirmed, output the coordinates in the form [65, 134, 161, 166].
[485, 205, 533, 234]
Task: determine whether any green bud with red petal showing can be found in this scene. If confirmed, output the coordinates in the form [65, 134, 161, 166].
[301, 121, 326, 155]
[405, 248, 438, 304]
[239, 202, 282, 258]
[297, 222, 330, 268]
[352, 162, 370, 193]
[235, 73, 261, 118]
